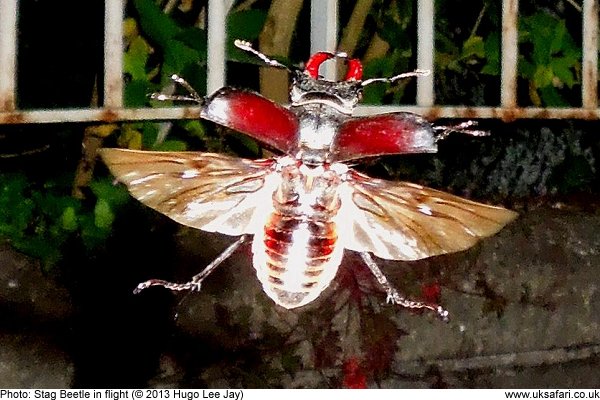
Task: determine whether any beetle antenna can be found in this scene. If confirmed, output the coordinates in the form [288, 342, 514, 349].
[149, 74, 204, 105]
[434, 120, 490, 142]
[234, 39, 291, 71]
[361, 69, 430, 87]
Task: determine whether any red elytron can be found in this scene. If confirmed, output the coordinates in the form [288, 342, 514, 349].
[100, 40, 517, 320]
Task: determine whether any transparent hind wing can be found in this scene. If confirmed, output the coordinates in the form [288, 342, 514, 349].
[339, 170, 518, 261]
[99, 148, 279, 236]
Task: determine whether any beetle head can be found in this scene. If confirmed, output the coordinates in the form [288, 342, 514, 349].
[289, 51, 364, 115]
[233, 39, 429, 115]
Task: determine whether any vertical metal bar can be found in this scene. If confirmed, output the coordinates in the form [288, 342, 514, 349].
[104, 0, 124, 108]
[501, 0, 519, 108]
[310, 0, 338, 80]
[206, 1, 230, 94]
[416, 0, 435, 106]
[0, 0, 18, 111]
[582, 0, 598, 109]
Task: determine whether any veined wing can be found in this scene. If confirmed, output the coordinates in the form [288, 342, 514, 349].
[99, 149, 279, 236]
[338, 170, 518, 261]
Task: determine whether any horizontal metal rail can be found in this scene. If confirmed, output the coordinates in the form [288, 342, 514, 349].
[0, 0, 598, 127]
[0, 105, 598, 125]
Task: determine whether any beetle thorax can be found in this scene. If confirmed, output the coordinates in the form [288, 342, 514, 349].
[292, 101, 350, 165]
[296, 110, 338, 153]
[273, 158, 343, 217]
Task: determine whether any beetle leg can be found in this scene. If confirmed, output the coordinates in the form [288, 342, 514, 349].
[359, 252, 449, 322]
[134, 235, 249, 294]
[149, 93, 201, 103]
[433, 120, 489, 142]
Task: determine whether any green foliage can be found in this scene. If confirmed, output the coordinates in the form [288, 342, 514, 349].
[1, 2, 230, 267]
[0, 1, 272, 266]
[519, 12, 581, 106]
[122, 0, 208, 152]
[362, 50, 412, 104]
[132, 0, 181, 49]
[227, 9, 268, 63]
[119, 0, 269, 154]
[361, 1, 414, 104]
[481, 32, 501, 75]
[435, 7, 583, 106]
[0, 173, 129, 268]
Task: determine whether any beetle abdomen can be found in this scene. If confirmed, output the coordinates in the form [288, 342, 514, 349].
[252, 212, 343, 309]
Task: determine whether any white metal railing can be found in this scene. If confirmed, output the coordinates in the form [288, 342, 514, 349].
[0, 0, 598, 126]
[0, 0, 18, 113]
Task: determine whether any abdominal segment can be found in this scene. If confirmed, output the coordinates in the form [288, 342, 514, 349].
[252, 213, 343, 309]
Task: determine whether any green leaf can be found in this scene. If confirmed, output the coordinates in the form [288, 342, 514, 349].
[435, 32, 460, 59]
[362, 56, 401, 104]
[117, 127, 143, 150]
[182, 120, 206, 140]
[549, 19, 567, 55]
[532, 36, 551, 66]
[79, 212, 110, 250]
[533, 65, 554, 88]
[539, 85, 567, 106]
[519, 58, 535, 79]
[377, 4, 412, 46]
[124, 36, 151, 80]
[153, 139, 188, 151]
[132, 0, 181, 48]
[90, 178, 130, 208]
[481, 32, 500, 75]
[0, 174, 33, 235]
[163, 40, 200, 76]
[61, 207, 78, 232]
[551, 58, 577, 88]
[14, 237, 62, 268]
[175, 27, 208, 56]
[32, 192, 79, 220]
[561, 33, 582, 63]
[94, 198, 114, 229]
[226, 10, 268, 64]
[141, 121, 160, 149]
[462, 35, 485, 59]
[125, 79, 151, 107]
[227, 10, 268, 42]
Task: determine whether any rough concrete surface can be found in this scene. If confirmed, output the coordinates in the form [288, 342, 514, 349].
[0, 202, 598, 388]
[0, 244, 74, 388]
